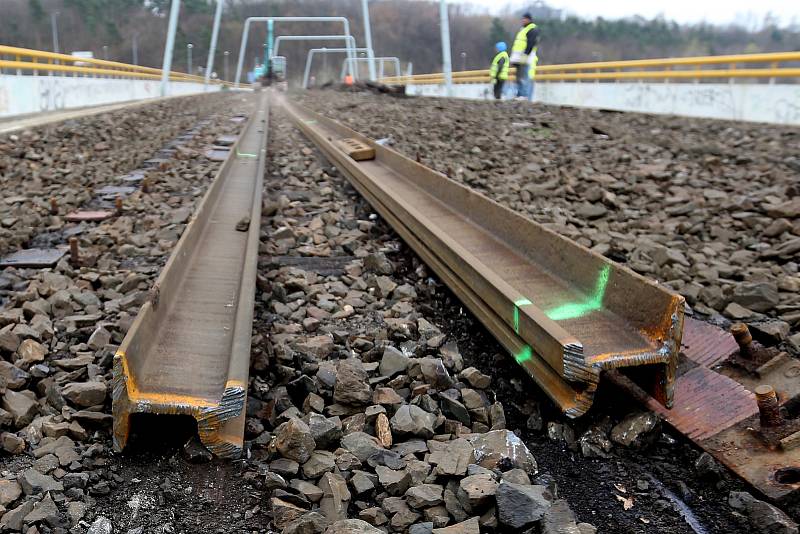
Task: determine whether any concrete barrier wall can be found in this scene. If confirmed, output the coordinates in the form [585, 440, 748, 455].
[0, 75, 221, 119]
[407, 82, 800, 126]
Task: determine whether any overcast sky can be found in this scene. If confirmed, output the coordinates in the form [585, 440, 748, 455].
[450, 0, 800, 28]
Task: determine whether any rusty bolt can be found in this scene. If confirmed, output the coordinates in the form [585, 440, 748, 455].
[49, 198, 58, 215]
[141, 177, 150, 193]
[69, 237, 80, 266]
[115, 197, 123, 215]
[731, 323, 755, 359]
[755, 384, 784, 428]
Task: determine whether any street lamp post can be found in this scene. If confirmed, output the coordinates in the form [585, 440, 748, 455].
[187, 43, 193, 74]
[460, 51, 466, 72]
[103, 45, 109, 60]
[50, 12, 60, 54]
[133, 33, 139, 65]
[224, 51, 229, 81]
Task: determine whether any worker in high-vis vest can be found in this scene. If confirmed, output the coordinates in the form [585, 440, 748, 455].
[510, 12, 540, 100]
[489, 42, 510, 100]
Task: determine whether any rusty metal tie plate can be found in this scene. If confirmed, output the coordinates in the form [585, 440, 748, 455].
[611, 317, 800, 502]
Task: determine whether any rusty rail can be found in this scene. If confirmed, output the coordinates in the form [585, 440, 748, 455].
[112, 92, 267, 457]
[280, 95, 684, 418]
[280, 96, 800, 503]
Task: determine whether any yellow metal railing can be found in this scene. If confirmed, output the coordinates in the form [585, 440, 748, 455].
[380, 51, 800, 85]
[0, 45, 234, 87]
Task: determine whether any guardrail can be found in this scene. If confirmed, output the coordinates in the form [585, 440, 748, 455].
[0, 45, 234, 86]
[380, 51, 800, 85]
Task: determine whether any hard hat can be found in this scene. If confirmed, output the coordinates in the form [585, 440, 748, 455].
[495, 42, 507, 52]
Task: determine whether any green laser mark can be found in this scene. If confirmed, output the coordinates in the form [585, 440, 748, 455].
[236, 150, 258, 158]
[304, 119, 318, 124]
[513, 298, 533, 334]
[515, 345, 533, 364]
[545, 264, 611, 321]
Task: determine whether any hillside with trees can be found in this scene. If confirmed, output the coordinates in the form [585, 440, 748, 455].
[1, 0, 798, 84]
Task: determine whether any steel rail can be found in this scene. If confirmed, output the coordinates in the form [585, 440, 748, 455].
[279, 95, 684, 417]
[112, 92, 268, 457]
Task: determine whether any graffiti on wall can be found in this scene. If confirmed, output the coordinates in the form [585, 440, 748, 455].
[774, 89, 800, 124]
[621, 83, 737, 118]
[39, 79, 66, 111]
[1, 74, 207, 119]
[535, 82, 799, 125]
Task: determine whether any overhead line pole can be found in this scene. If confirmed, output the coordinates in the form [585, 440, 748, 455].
[50, 12, 60, 55]
[361, 0, 377, 80]
[439, 0, 453, 96]
[204, 0, 224, 87]
[160, 0, 181, 96]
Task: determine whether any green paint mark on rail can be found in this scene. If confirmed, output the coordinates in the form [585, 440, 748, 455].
[236, 150, 258, 158]
[513, 298, 533, 334]
[545, 264, 611, 321]
[515, 345, 533, 364]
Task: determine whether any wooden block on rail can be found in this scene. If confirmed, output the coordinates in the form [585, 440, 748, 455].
[335, 138, 375, 161]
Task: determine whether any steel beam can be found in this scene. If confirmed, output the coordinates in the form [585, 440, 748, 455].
[303, 47, 373, 89]
[273, 35, 359, 80]
[234, 17, 354, 87]
[113, 93, 268, 457]
[342, 56, 401, 81]
[280, 96, 684, 418]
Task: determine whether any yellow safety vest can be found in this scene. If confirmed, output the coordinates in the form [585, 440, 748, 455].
[490, 51, 509, 81]
[512, 23, 538, 63]
[529, 53, 539, 78]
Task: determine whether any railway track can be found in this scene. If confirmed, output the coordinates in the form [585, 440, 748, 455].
[110, 90, 800, 506]
[279, 93, 684, 418]
[280, 94, 800, 504]
[112, 92, 268, 457]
